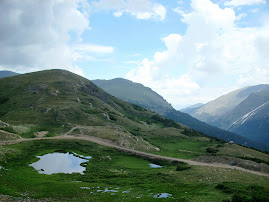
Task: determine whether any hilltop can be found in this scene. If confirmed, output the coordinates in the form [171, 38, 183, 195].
[0, 69, 189, 151]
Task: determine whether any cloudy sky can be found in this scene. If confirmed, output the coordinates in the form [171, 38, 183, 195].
[0, 0, 268, 109]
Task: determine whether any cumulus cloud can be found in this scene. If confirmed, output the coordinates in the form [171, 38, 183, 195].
[0, 0, 114, 76]
[92, 0, 166, 21]
[224, 0, 266, 7]
[126, 0, 269, 109]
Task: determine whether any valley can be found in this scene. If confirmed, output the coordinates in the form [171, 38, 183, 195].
[0, 70, 269, 201]
[1, 1, 269, 201]
[1, 137, 269, 201]
[93, 78, 269, 151]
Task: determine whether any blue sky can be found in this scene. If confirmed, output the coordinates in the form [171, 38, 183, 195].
[0, 0, 268, 109]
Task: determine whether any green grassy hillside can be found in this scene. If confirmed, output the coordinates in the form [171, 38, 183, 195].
[0, 69, 186, 150]
[1, 70, 269, 201]
[0, 139, 268, 201]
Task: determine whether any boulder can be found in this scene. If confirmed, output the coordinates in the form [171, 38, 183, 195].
[0, 120, 9, 129]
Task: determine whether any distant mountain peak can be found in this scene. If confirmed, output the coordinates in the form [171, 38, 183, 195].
[93, 78, 269, 151]
[0, 70, 19, 79]
[92, 78, 173, 114]
[184, 84, 269, 145]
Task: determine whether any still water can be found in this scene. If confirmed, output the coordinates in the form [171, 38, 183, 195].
[30, 152, 91, 175]
[149, 163, 163, 168]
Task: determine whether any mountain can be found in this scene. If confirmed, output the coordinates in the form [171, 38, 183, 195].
[190, 84, 269, 123]
[186, 85, 269, 145]
[92, 78, 173, 114]
[180, 103, 205, 114]
[1, 69, 269, 201]
[228, 101, 269, 144]
[0, 69, 191, 151]
[92, 78, 269, 151]
[216, 88, 269, 129]
[0, 70, 19, 78]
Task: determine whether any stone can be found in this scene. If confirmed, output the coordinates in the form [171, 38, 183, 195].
[0, 120, 9, 129]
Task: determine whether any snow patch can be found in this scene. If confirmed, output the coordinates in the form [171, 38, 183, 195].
[231, 101, 269, 126]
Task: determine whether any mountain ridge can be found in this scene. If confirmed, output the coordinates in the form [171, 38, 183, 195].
[93, 78, 173, 115]
[0, 69, 198, 152]
[186, 84, 269, 144]
[92, 78, 269, 151]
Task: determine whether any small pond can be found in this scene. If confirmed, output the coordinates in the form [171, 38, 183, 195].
[149, 163, 163, 168]
[154, 193, 173, 198]
[29, 152, 91, 175]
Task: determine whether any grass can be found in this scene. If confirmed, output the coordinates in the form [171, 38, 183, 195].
[218, 144, 269, 162]
[0, 139, 268, 201]
[147, 136, 219, 159]
[0, 131, 18, 141]
[0, 70, 269, 200]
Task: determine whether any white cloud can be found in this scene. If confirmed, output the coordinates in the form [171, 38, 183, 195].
[0, 0, 114, 76]
[126, 0, 269, 109]
[0, 0, 92, 75]
[236, 13, 247, 21]
[113, 11, 124, 17]
[73, 44, 114, 54]
[92, 0, 166, 21]
[173, 7, 186, 15]
[224, 0, 266, 7]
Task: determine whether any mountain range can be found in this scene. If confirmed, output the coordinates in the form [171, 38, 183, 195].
[1, 71, 268, 151]
[93, 79, 269, 151]
[185, 85, 269, 144]
[181, 103, 205, 114]
[1, 69, 269, 201]
[0, 69, 192, 151]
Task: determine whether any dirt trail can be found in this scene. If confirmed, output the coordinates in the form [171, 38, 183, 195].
[63, 126, 79, 136]
[0, 132, 269, 177]
[0, 129, 22, 139]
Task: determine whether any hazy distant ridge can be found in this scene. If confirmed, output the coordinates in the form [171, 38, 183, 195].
[0, 70, 19, 78]
[186, 84, 269, 145]
[93, 78, 269, 151]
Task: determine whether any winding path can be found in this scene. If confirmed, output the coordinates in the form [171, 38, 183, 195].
[0, 131, 268, 177]
[0, 129, 22, 139]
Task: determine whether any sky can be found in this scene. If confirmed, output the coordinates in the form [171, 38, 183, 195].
[0, 0, 269, 109]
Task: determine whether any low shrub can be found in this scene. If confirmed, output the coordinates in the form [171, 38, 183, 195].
[176, 162, 191, 171]
[206, 147, 219, 154]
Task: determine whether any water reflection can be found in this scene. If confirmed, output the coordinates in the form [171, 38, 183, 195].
[154, 193, 172, 198]
[30, 152, 91, 175]
[149, 163, 162, 168]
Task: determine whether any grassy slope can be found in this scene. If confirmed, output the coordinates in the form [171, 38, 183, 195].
[0, 70, 269, 200]
[0, 140, 268, 201]
[0, 70, 183, 146]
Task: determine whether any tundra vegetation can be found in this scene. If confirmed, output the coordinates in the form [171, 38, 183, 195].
[0, 70, 268, 201]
